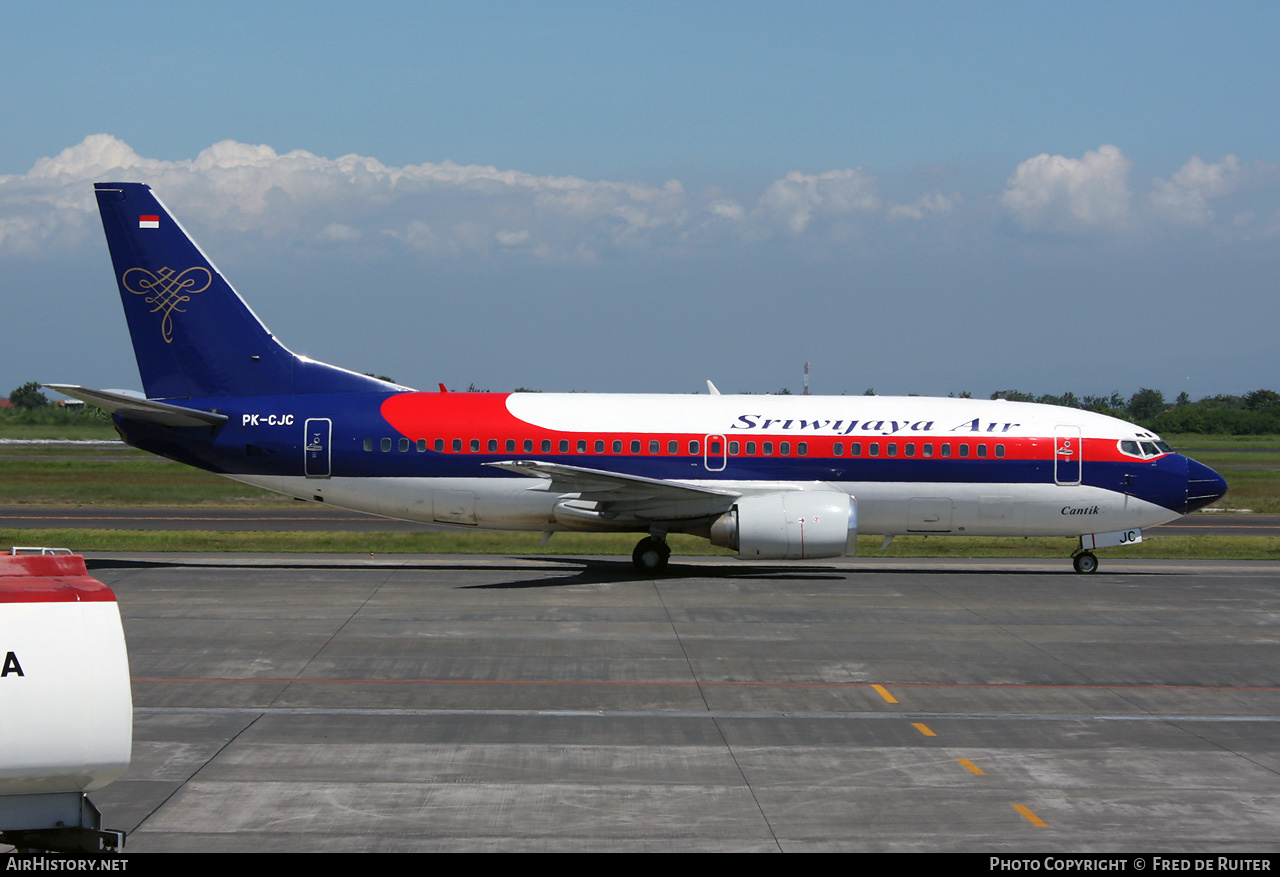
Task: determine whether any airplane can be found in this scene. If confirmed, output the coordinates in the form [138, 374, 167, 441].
[49, 182, 1228, 575]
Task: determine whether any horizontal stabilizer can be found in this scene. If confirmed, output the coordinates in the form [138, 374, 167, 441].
[43, 384, 228, 428]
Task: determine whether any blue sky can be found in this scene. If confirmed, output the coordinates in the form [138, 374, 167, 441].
[2, 1, 1278, 398]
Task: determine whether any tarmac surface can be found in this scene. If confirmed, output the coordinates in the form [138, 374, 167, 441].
[53, 553, 1280, 852]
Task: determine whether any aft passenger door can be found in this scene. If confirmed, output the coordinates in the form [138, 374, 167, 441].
[304, 418, 332, 478]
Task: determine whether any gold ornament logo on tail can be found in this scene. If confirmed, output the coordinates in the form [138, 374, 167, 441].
[121, 267, 212, 343]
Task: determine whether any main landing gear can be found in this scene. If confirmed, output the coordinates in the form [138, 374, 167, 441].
[1072, 551, 1099, 574]
[632, 535, 671, 574]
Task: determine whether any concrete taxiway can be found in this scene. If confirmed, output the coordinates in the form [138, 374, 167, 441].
[45, 554, 1280, 852]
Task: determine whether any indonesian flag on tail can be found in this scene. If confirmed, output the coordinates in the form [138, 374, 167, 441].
[139, 215, 159, 229]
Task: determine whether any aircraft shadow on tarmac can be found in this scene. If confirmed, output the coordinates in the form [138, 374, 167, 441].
[464, 557, 851, 588]
[84, 555, 846, 586]
[82, 555, 1168, 591]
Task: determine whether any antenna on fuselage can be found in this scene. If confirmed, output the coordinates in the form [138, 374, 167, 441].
[803, 362, 810, 396]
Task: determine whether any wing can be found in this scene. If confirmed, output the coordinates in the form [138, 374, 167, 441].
[484, 459, 739, 527]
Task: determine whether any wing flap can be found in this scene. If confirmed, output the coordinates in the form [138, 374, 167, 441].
[484, 459, 737, 499]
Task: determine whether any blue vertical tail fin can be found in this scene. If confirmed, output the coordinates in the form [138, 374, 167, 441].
[95, 182, 403, 399]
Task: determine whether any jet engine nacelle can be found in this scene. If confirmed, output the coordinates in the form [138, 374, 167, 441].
[710, 490, 857, 560]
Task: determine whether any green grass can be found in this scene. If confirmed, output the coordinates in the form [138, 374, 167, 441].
[0, 422, 119, 440]
[1199, 468, 1280, 513]
[1167, 437, 1280, 513]
[1189, 453, 1280, 469]
[1167, 434, 1280, 448]
[0, 447, 139, 456]
[0, 457, 283, 505]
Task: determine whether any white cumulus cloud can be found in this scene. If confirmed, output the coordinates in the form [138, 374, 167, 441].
[889, 191, 960, 221]
[1, 135, 912, 259]
[758, 169, 880, 235]
[1148, 155, 1248, 225]
[1001, 144, 1133, 232]
[318, 223, 362, 243]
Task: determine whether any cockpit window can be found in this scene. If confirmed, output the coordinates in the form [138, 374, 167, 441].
[1120, 438, 1171, 459]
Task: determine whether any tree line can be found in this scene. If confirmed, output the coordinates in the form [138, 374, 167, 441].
[989, 387, 1280, 435]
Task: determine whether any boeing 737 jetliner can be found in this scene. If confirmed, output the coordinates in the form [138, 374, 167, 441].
[50, 183, 1228, 573]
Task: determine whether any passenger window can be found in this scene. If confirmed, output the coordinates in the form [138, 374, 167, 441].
[763, 442, 774, 456]
[851, 442, 862, 456]
[613, 440, 622, 453]
[631, 440, 641, 454]
[887, 443, 897, 457]
[559, 440, 569, 453]
[922, 443, 933, 458]
[977, 444, 988, 458]
[940, 443, 951, 458]
[470, 439, 480, 452]
[869, 443, 879, 457]
[488, 439, 498, 452]
[746, 441, 756, 455]
[905, 443, 915, 457]
[995, 444, 1005, 458]
[780, 442, 790, 456]
[434, 439, 444, 452]
[690, 440, 700, 454]
[833, 442, 843, 456]
[382, 438, 392, 452]
[729, 441, 739, 454]
[363, 438, 373, 452]
[798, 442, 807, 456]
[577, 439, 587, 453]
[505, 439, 515, 452]
[523, 439, 533, 453]
[541, 440, 551, 453]
[959, 444, 970, 458]
[399, 438, 410, 452]
[668, 440, 678, 454]
[418, 439, 427, 452]
[650, 440, 660, 454]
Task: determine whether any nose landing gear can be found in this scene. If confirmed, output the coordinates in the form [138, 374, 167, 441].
[1072, 550, 1098, 574]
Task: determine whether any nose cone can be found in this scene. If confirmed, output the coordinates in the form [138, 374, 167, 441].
[1185, 458, 1228, 512]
